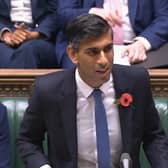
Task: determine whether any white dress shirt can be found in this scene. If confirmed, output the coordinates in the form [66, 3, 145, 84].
[10, 0, 33, 24]
[76, 69, 122, 168]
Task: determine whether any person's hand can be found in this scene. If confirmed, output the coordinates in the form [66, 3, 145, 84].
[90, 8, 123, 27]
[12, 23, 41, 46]
[24, 30, 40, 40]
[2, 23, 41, 47]
[122, 41, 147, 64]
[10, 28, 27, 46]
[1, 31, 15, 46]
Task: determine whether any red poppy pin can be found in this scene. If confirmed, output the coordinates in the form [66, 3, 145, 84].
[115, 93, 133, 107]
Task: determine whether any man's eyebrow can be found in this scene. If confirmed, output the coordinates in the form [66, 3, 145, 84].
[85, 43, 113, 50]
[85, 47, 98, 50]
[84, 47, 99, 53]
[106, 42, 113, 46]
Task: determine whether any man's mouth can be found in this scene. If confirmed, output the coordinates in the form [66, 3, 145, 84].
[96, 68, 109, 74]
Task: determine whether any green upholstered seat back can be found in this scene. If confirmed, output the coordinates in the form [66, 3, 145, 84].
[140, 98, 168, 168]
[1, 98, 27, 168]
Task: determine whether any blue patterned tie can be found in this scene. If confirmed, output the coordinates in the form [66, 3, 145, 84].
[92, 89, 111, 168]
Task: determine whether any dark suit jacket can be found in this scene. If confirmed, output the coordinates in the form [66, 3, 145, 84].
[0, 0, 58, 40]
[17, 65, 168, 168]
[0, 103, 12, 168]
[56, 0, 168, 66]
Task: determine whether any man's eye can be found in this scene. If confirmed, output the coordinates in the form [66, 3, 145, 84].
[86, 49, 99, 56]
[104, 45, 113, 53]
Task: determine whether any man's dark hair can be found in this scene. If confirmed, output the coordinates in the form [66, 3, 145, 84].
[65, 14, 112, 51]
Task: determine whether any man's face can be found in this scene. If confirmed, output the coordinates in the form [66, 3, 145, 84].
[69, 31, 114, 88]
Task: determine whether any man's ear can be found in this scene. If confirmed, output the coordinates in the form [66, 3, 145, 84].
[66, 45, 78, 64]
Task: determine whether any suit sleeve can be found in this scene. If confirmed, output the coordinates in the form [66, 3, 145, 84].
[0, 103, 12, 168]
[33, 0, 58, 39]
[142, 70, 168, 168]
[17, 78, 49, 168]
[138, 0, 168, 49]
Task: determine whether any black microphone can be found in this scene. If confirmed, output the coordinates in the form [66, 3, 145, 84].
[120, 153, 132, 168]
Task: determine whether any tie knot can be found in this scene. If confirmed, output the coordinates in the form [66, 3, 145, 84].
[92, 89, 103, 103]
[92, 89, 102, 97]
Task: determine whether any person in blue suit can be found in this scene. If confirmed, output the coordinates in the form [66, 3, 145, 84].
[0, 0, 58, 68]
[0, 103, 12, 168]
[56, 0, 168, 68]
[17, 14, 168, 168]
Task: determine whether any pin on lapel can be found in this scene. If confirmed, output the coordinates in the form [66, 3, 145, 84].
[114, 93, 133, 107]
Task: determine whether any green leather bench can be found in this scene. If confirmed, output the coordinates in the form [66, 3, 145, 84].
[0, 97, 168, 168]
[1, 98, 27, 168]
[140, 97, 168, 168]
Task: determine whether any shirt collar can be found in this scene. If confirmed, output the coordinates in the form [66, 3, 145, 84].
[75, 69, 113, 98]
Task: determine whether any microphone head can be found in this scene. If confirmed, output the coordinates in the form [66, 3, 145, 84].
[120, 153, 131, 160]
[120, 153, 132, 168]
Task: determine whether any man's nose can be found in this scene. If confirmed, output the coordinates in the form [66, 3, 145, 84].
[98, 50, 108, 64]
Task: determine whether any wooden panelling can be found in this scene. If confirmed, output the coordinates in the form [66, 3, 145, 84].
[0, 69, 167, 97]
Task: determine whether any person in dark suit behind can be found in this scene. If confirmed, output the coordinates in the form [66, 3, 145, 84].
[0, 0, 58, 68]
[55, 0, 168, 68]
[17, 14, 168, 168]
[0, 103, 12, 168]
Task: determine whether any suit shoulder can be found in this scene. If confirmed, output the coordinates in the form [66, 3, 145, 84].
[33, 69, 75, 90]
[37, 69, 73, 81]
[113, 64, 149, 79]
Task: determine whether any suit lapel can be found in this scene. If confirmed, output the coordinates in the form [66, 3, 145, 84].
[31, 0, 35, 18]
[118, 102, 134, 153]
[59, 69, 78, 166]
[5, 0, 10, 10]
[112, 65, 134, 153]
[128, 0, 138, 27]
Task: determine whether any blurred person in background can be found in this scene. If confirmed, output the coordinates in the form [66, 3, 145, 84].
[55, 0, 168, 68]
[0, 0, 58, 68]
